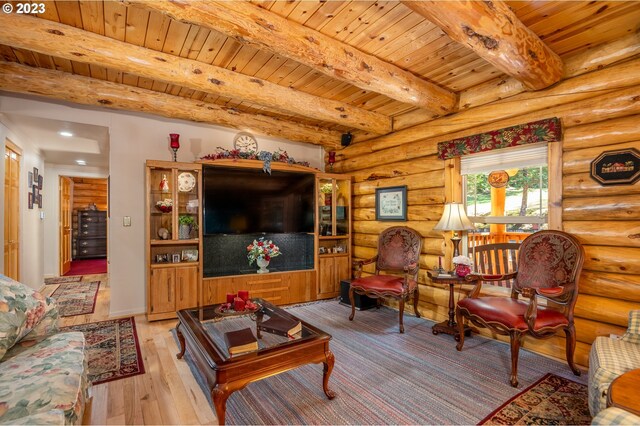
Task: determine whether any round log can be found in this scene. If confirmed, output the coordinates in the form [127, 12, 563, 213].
[563, 114, 640, 151]
[563, 140, 640, 175]
[353, 220, 443, 238]
[353, 170, 444, 195]
[563, 172, 640, 198]
[574, 293, 637, 327]
[353, 188, 445, 208]
[353, 205, 443, 222]
[349, 155, 443, 183]
[564, 221, 640, 248]
[579, 270, 640, 303]
[583, 245, 640, 275]
[574, 317, 628, 347]
[353, 234, 445, 256]
[563, 195, 640, 221]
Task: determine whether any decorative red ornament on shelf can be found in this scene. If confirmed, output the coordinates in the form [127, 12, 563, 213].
[328, 151, 336, 171]
[169, 133, 180, 162]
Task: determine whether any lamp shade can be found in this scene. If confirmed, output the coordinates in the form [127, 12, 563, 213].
[433, 202, 475, 231]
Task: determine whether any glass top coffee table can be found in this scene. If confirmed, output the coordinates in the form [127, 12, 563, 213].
[175, 299, 335, 425]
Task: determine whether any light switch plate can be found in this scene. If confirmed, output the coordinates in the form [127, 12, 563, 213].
[123, 216, 131, 227]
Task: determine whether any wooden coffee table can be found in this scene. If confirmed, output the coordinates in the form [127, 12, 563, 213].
[175, 299, 335, 424]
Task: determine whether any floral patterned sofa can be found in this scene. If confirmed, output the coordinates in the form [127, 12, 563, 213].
[0, 275, 89, 425]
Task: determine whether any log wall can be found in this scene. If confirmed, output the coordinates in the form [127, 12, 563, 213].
[334, 54, 640, 368]
[71, 177, 108, 211]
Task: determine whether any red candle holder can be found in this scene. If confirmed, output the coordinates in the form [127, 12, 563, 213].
[169, 133, 180, 162]
[233, 297, 246, 311]
[226, 293, 236, 304]
[328, 151, 336, 171]
[238, 290, 249, 301]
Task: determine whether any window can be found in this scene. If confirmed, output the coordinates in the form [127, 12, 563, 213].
[461, 144, 549, 242]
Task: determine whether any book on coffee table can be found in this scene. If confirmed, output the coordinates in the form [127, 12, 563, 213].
[258, 315, 302, 338]
[224, 328, 258, 355]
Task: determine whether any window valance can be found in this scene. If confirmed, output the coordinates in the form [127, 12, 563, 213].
[437, 117, 561, 160]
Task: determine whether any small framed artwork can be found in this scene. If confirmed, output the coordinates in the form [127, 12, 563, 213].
[28, 171, 33, 187]
[181, 249, 198, 262]
[37, 174, 43, 190]
[319, 247, 327, 255]
[590, 148, 640, 186]
[171, 253, 181, 263]
[155, 253, 168, 263]
[375, 185, 407, 221]
[28, 192, 34, 209]
[33, 167, 39, 184]
[37, 194, 42, 209]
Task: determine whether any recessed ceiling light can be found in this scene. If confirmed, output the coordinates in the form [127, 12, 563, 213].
[59, 131, 73, 137]
[76, 160, 86, 166]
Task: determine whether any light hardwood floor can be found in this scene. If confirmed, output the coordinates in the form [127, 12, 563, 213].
[42, 274, 217, 425]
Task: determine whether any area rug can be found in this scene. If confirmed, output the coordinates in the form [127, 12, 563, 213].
[177, 301, 589, 425]
[50, 281, 100, 317]
[64, 258, 107, 276]
[62, 316, 145, 385]
[44, 275, 83, 285]
[479, 373, 591, 425]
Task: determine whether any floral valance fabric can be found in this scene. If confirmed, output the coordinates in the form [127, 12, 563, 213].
[437, 117, 562, 160]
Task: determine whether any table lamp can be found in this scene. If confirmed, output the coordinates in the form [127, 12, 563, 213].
[433, 202, 475, 257]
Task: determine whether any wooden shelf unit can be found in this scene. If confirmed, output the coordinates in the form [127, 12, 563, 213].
[145, 160, 202, 321]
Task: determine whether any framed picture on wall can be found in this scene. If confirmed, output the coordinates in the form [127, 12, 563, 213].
[28, 171, 33, 187]
[28, 192, 34, 209]
[375, 185, 407, 221]
[37, 194, 42, 209]
[33, 168, 39, 185]
[37, 174, 43, 190]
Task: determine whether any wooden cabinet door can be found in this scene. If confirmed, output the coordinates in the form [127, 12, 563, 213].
[335, 256, 351, 284]
[176, 266, 198, 310]
[318, 257, 335, 296]
[150, 268, 176, 314]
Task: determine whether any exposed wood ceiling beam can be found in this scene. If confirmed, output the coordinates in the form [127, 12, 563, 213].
[0, 14, 390, 135]
[0, 61, 341, 149]
[402, 0, 563, 90]
[125, 0, 458, 116]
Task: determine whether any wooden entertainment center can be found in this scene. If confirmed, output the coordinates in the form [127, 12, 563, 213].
[145, 159, 351, 321]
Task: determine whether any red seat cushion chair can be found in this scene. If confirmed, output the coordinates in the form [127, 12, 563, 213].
[349, 226, 422, 333]
[456, 230, 585, 387]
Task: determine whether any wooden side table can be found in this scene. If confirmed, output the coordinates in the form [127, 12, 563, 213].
[428, 271, 473, 341]
[607, 368, 640, 416]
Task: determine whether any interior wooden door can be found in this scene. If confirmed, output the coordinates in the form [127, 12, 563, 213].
[3, 140, 20, 280]
[59, 176, 73, 276]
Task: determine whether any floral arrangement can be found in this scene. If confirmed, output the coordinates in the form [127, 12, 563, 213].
[452, 255, 472, 266]
[320, 183, 333, 194]
[155, 198, 173, 213]
[201, 147, 311, 174]
[247, 237, 282, 265]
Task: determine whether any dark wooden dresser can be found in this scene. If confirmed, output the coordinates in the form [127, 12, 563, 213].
[75, 210, 107, 259]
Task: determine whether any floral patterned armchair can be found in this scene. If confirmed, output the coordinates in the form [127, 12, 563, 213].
[349, 226, 422, 333]
[456, 231, 585, 387]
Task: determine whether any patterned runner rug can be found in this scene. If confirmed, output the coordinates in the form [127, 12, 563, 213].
[177, 301, 589, 425]
[62, 317, 145, 385]
[50, 281, 100, 317]
[44, 276, 83, 285]
[480, 373, 591, 425]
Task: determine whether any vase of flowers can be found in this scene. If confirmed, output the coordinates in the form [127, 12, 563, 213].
[452, 255, 472, 277]
[155, 198, 173, 213]
[247, 237, 281, 274]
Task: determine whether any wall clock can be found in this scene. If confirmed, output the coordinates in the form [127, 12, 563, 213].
[234, 132, 258, 153]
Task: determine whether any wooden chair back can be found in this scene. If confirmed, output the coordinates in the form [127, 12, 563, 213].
[471, 242, 520, 288]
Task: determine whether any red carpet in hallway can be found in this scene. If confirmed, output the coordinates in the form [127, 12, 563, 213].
[64, 259, 107, 276]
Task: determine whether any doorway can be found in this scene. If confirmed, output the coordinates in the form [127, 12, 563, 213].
[4, 139, 20, 280]
[59, 176, 109, 276]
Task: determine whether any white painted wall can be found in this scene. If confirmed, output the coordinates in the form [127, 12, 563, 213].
[0, 117, 45, 290]
[0, 94, 324, 315]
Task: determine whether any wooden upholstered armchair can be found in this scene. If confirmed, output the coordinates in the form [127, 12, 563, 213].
[349, 226, 422, 333]
[456, 230, 585, 387]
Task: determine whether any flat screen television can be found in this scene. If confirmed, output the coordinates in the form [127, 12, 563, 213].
[203, 166, 315, 234]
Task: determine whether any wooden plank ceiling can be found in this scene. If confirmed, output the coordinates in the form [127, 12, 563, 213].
[0, 0, 639, 149]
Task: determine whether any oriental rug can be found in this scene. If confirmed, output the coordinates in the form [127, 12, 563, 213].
[50, 281, 100, 317]
[479, 373, 590, 425]
[177, 301, 589, 425]
[44, 275, 83, 285]
[62, 316, 145, 385]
